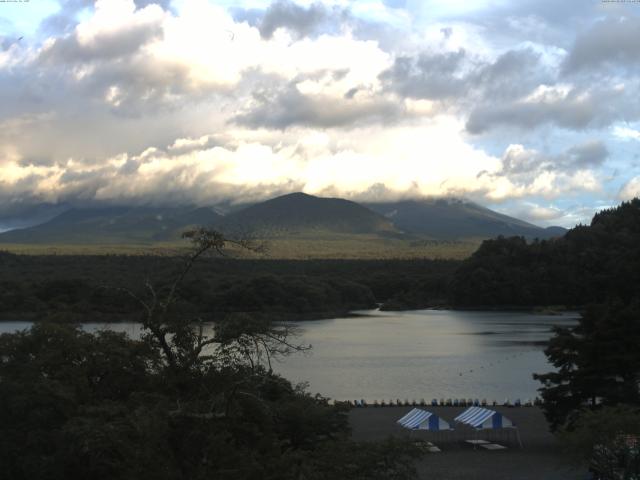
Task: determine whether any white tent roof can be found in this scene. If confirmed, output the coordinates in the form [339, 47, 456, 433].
[397, 408, 452, 431]
[454, 406, 515, 429]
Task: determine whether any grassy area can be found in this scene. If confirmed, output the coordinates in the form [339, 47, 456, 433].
[262, 234, 480, 259]
[0, 234, 480, 259]
[0, 242, 188, 256]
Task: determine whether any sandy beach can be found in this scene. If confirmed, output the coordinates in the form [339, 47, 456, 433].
[349, 406, 587, 480]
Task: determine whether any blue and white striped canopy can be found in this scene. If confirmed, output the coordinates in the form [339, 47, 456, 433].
[397, 408, 452, 431]
[454, 407, 515, 429]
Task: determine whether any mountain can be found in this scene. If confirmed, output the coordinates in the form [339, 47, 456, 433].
[0, 193, 566, 248]
[0, 204, 69, 233]
[0, 206, 222, 244]
[221, 192, 396, 235]
[364, 198, 566, 239]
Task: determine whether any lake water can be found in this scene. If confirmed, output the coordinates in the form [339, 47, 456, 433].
[0, 309, 578, 402]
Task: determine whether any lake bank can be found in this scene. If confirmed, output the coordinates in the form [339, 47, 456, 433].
[0, 305, 578, 324]
[0, 309, 369, 323]
[349, 406, 586, 480]
[0, 309, 579, 401]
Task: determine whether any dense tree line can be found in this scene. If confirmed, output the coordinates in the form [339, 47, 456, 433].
[451, 199, 640, 307]
[0, 253, 458, 321]
[518, 201, 640, 479]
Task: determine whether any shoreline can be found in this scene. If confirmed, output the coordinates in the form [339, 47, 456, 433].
[0, 308, 371, 324]
[382, 304, 583, 314]
[0, 305, 582, 324]
[349, 406, 586, 480]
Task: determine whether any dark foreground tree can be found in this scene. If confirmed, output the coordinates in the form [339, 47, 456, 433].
[0, 229, 421, 480]
[534, 301, 640, 430]
[560, 406, 640, 480]
[536, 299, 640, 479]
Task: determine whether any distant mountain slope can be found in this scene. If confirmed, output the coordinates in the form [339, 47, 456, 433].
[221, 192, 396, 235]
[0, 193, 566, 247]
[365, 198, 565, 239]
[0, 206, 222, 244]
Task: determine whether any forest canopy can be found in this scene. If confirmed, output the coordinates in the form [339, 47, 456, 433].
[451, 199, 640, 307]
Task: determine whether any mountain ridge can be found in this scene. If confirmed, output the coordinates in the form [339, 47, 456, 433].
[364, 198, 564, 239]
[0, 193, 566, 246]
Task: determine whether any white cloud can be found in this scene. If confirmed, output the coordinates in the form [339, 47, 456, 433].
[612, 125, 640, 141]
[620, 176, 640, 200]
[0, 115, 606, 209]
[0, 0, 638, 222]
[474, 143, 603, 201]
[525, 204, 565, 221]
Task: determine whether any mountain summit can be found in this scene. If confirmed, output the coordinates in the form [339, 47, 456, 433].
[221, 192, 396, 235]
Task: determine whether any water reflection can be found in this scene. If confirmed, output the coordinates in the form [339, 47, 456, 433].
[274, 309, 578, 401]
[0, 309, 578, 402]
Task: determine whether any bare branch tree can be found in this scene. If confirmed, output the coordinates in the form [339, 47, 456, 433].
[108, 227, 309, 378]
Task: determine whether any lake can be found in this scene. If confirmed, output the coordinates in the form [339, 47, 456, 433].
[0, 309, 578, 402]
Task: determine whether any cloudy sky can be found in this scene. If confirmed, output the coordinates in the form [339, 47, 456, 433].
[1, 0, 640, 227]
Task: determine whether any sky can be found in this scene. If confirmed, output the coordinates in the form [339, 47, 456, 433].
[1, 0, 640, 227]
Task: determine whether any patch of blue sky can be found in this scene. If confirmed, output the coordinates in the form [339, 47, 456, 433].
[76, 5, 93, 24]
[349, 0, 409, 26]
[182, 0, 268, 12]
[406, 0, 507, 21]
[0, 0, 60, 36]
[490, 194, 602, 228]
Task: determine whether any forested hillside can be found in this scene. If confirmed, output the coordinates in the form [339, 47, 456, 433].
[451, 199, 640, 307]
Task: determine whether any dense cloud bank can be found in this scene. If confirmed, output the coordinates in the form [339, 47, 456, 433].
[1, 0, 640, 226]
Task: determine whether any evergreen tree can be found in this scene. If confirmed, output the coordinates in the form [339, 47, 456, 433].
[535, 301, 640, 430]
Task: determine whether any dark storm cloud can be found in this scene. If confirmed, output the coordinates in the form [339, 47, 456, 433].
[564, 141, 609, 169]
[381, 47, 549, 102]
[233, 81, 402, 130]
[563, 15, 640, 73]
[258, 0, 349, 39]
[39, 18, 163, 64]
[380, 46, 548, 107]
[499, 140, 609, 179]
[472, 48, 548, 101]
[233, 1, 402, 51]
[379, 50, 468, 100]
[466, 94, 591, 134]
[465, 86, 631, 134]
